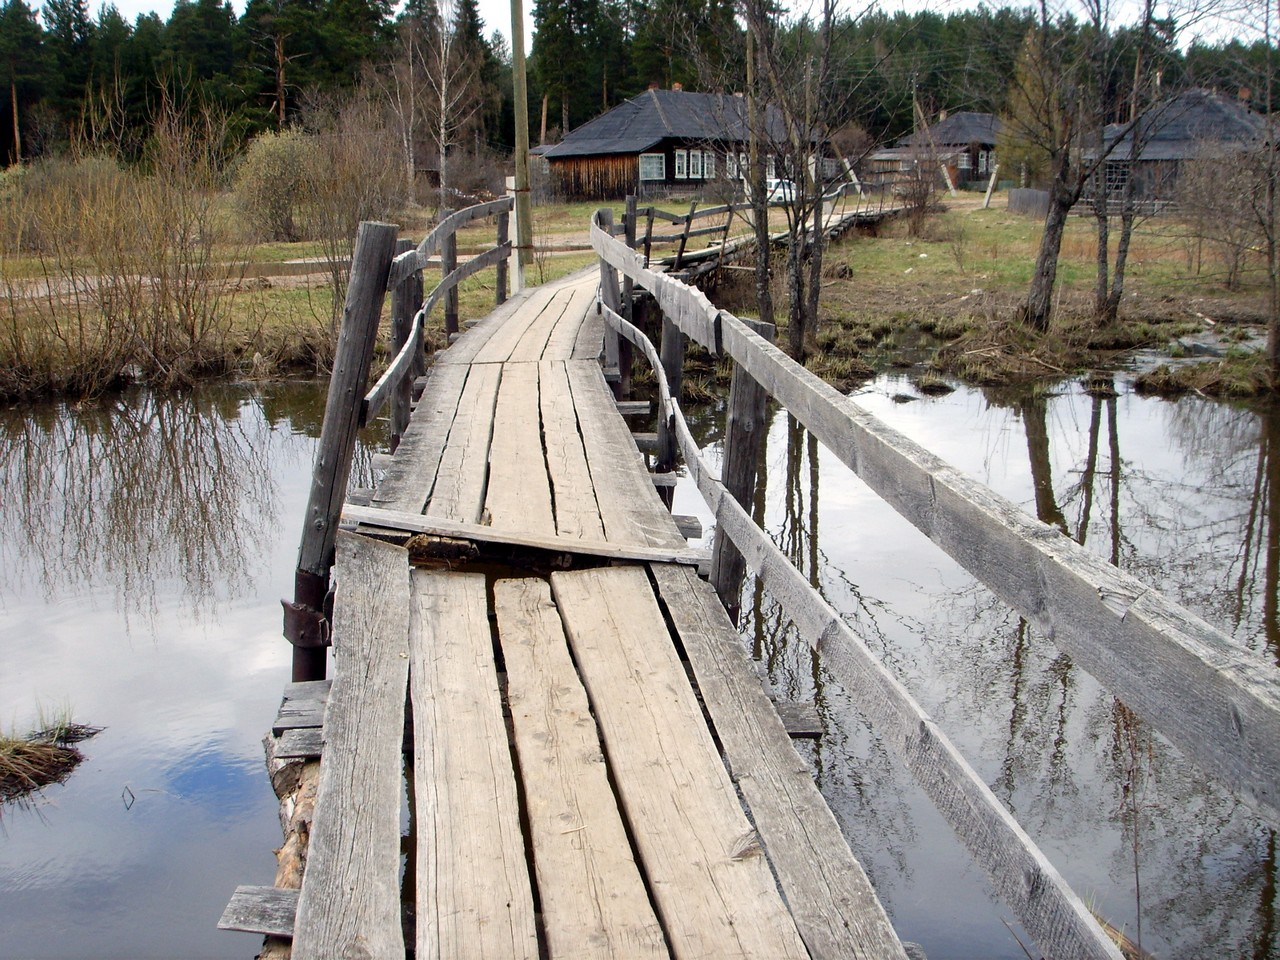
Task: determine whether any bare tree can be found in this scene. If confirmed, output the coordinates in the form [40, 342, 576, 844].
[423, 0, 483, 209]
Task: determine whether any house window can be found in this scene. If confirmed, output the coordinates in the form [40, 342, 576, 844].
[978, 151, 988, 174]
[766, 155, 776, 179]
[674, 150, 687, 179]
[639, 153, 665, 181]
[957, 152, 972, 170]
[726, 153, 739, 180]
[704, 152, 715, 179]
[689, 150, 703, 179]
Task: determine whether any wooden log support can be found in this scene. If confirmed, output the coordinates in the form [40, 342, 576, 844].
[673, 199, 698, 272]
[390, 237, 423, 451]
[656, 316, 684, 476]
[441, 209, 459, 337]
[496, 210, 510, 304]
[711, 317, 775, 620]
[596, 208, 623, 395]
[289, 219, 398, 682]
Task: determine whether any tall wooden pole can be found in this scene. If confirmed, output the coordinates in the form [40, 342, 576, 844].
[286, 221, 398, 682]
[511, 0, 533, 287]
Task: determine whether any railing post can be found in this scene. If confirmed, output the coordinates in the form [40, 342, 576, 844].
[710, 317, 775, 623]
[656, 316, 685, 476]
[496, 207, 510, 305]
[390, 237, 422, 452]
[597, 207, 623, 397]
[441, 208, 458, 338]
[287, 220, 399, 681]
[673, 199, 698, 272]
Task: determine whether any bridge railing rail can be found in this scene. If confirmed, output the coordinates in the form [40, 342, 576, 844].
[590, 206, 1280, 960]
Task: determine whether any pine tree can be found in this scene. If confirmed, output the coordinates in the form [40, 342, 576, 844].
[0, 0, 47, 162]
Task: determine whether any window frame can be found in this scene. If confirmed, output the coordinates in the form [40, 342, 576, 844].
[689, 149, 703, 179]
[639, 152, 666, 181]
[674, 149, 688, 179]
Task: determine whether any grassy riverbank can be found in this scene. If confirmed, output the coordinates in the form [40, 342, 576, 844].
[2, 186, 1272, 401]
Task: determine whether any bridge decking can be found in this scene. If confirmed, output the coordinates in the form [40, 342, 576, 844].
[221, 268, 906, 958]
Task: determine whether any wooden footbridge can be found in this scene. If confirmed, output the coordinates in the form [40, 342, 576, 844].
[221, 196, 1280, 960]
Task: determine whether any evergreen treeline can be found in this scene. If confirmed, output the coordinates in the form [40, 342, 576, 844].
[0, 0, 1274, 167]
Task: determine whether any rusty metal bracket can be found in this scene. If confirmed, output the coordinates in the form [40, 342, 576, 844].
[282, 600, 331, 649]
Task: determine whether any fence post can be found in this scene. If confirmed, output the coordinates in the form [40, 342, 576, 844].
[597, 208, 623, 397]
[441, 209, 458, 338]
[390, 237, 422, 451]
[710, 317, 775, 623]
[496, 207, 510, 305]
[287, 220, 399, 682]
[673, 199, 698, 272]
[656, 316, 685, 475]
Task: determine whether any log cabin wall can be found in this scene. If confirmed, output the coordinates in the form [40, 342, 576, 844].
[550, 155, 641, 201]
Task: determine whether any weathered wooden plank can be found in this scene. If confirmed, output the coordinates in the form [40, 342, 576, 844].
[272, 699, 325, 735]
[486, 363, 556, 535]
[505, 285, 573, 362]
[423, 362, 501, 524]
[552, 566, 809, 960]
[650, 563, 907, 960]
[410, 569, 538, 960]
[372, 362, 470, 513]
[363, 307, 422, 426]
[292, 533, 411, 960]
[715, 312, 1280, 827]
[495, 578, 667, 959]
[669, 409, 1124, 960]
[563, 360, 684, 549]
[218, 885, 299, 937]
[543, 272, 600, 361]
[344, 503, 703, 564]
[775, 701, 823, 738]
[433, 284, 539, 366]
[472, 283, 562, 365]
[275, 727, 324, 759]
[540, 361, 607, 542]
[573, 298, 605, 361]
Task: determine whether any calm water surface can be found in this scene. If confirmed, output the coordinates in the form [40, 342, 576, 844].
[1, 373, 1277, 958]
[0, 381, 383, 959]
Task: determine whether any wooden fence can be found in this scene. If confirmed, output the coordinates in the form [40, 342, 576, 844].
[284, 197, 514, 682]
[590, 206, 1280, 960]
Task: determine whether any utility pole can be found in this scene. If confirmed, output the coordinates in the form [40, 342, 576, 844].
[511, 0, 533, 286]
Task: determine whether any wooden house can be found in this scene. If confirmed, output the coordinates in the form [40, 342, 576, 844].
[1084, 88, 1266, 204]
[538, 86, 791, 200]
[866, 111, 1000, 190]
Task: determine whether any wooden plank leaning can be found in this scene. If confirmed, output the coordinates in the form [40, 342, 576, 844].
[649, 562, 908, 960]
[496, 578, 666, 959]
[410, 569, 538, 959]
[291, 532, 411, 959]
[291, 220, 398, 682]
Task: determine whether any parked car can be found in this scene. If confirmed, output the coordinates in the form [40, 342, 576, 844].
[765, 179, 796, 202]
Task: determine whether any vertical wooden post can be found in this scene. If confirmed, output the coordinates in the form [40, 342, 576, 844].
[643, 207, 655, 266]
[597, 208, 623, 397]
[710, 317, 775, 623]
[983, 163, 1000, 209]
[389, 237, 421, 452]
[441, 209, 458, 338]
[656, 316, 685, 476]
[496, 208, 510, 305]
[288, 220, 399, 681]
[673, 200, 698, 272]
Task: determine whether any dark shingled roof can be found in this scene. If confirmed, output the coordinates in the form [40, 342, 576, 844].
[542, 89, 772, 159]
[1099, 88, 1265, 161]
[899, 111, 1000, 148]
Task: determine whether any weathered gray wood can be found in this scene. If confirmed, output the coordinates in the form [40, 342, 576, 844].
[552, 566, 810, 959]
[389, 237, 423, 447]
[650, 563, 907, 960]
[540, 361, 608, 541]
[362, 306, 422, 427]
[542, 272, 599, 361]
[388, 197, 513, 287]
[658, 316, 685, 472]
[471, 282, 561, 365]
[711, 318, 774, 617]
[344, 503, 702, 564]
[433, 273, 538, 367]
[422, 363, 500, 524]
[293, 220, 399, 681]
[292, 533, 411, 960]
[276, 726, 324, 759]
[597, 209, 623, 385]
[409, 569, 538, 960]
[673, 514, 703, 539]
[668, 409, 1124, 960]
[496, 210, 510, 304]
[218, 885, 299, 937]
[775, 701, 823, 738]
[615, 400, 652, 416]
[486, 362, 556, 535]
[563, 360, 685, 548]
[372, 362, 470, 513]
[496, 578, 667, 959]
[573, 299, 605, 361]
[673, 200, 698, 272]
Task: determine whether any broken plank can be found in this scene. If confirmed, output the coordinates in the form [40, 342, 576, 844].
[543, 272, 599, 361]
[292, 533, 411, 960]
[650, 562, 907, 960]
[410, 569, 538, 960]
[496, 578, 666, 959]
[344, 503, 704, 565]
[552, 565, 808, 960]
[540, 361, 607, 542]
[218, 886, 299, 938]
[275, 727, 324, 759]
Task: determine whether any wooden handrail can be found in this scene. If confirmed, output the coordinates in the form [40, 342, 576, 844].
[591, 204, 1280, 959]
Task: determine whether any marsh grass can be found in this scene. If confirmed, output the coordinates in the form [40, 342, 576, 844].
[0, 708, 103, 805]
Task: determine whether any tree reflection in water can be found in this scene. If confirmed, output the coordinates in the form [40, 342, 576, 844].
[718, 375, 1279, 959]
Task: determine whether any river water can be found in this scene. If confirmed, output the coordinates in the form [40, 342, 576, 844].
[0, 374, 1276, 958]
